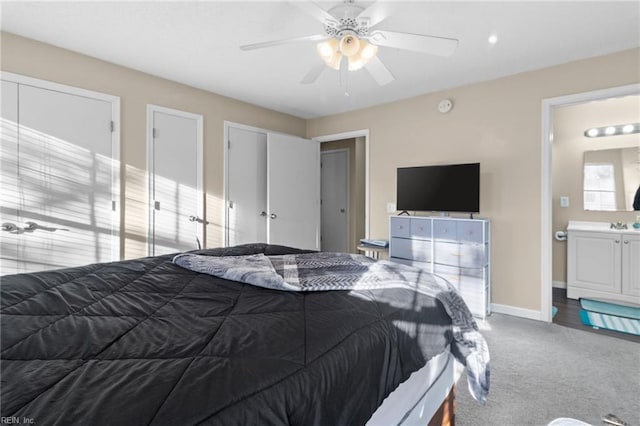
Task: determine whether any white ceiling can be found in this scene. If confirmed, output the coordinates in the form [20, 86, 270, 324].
[1, 1, 639, 119]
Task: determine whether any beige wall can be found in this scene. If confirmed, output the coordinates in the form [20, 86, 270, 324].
[552, 96, 640, 284]
[0, 32, 306, 259]
[307, 48, 640, 312]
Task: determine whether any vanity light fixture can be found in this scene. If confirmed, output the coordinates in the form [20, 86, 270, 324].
[584, 122, 640, 138]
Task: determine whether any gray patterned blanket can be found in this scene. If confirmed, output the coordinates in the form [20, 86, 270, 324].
[173, 251, 490, 404]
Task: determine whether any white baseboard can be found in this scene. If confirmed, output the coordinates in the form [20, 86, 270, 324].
[552, 281, 566, 289]
[491, 303, 542, 321]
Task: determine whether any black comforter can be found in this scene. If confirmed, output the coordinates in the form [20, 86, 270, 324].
[2, 244, 455, 425]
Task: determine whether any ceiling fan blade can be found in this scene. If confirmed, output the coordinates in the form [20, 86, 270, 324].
[240, 34, 328, 51]
[301, 63, 326, 84]
[356, 1, 389, 29]
[369, 30, 458, 56]
[364, 56, 395, 86]
[289, 1, 338, 26]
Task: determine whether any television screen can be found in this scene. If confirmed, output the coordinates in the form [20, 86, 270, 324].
[396, 163, 480, 213]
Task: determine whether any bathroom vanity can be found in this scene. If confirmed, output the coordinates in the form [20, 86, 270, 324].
[567, 221, 640, 304]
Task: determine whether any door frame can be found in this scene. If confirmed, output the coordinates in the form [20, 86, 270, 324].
[313, 129, 370, 240]
[320, 148, 350, 252]
[0, 71, 122, 262]
[146, 104, 204, 255]
[540, 83, 640, 323]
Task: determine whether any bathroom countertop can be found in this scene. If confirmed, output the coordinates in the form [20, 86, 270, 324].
[567, 220, 640, 234]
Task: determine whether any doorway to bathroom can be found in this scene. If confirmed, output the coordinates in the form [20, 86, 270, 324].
[543, 84, 640, 342]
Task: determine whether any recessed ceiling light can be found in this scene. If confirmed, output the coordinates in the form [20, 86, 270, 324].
[605, 126, 616, 135]
[488, 34, 498, 45]
[622, 124, 635, 133]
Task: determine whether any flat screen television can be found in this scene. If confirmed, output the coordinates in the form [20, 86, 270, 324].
[396, 163, 480, 213]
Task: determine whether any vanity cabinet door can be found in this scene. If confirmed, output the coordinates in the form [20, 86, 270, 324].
[568, 231, 621, 293]
[622, 234, 640, 297]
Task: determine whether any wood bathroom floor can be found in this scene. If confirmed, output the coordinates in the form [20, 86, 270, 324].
[552, 287, 640, 343]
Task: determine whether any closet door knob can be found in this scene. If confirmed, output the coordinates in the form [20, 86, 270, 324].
[270, 213, 277, 220]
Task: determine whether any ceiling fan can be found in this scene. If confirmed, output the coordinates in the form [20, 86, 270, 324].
[240, 1, 459, 87]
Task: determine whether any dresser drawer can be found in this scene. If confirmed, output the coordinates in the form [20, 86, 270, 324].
[434, 242, 487, 268]
[410, 219, 431, 240]
[390, 257, 432, 272]
[434, 263, 485, 280]
[390, 217, 410, 238]
[458, 273, 488, 296]
[391, 238, 431, 262]
[433, 219, 457, 241]
[389, 216, 490, 318]
[461, 295, 486, 317]
[458, 221, 485, 243]
[390, 257, 413, 267]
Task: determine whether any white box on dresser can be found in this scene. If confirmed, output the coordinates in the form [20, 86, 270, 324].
[389, 215, 491, 318]
[567, 221, 640, 304]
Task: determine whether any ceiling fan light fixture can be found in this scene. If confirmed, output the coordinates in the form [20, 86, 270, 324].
[317, 38, 339, 58]
[317, 39, 342, 70]
[348, 55, 365, 71]
[360, 41, 378, 60]
[339, 34, 361, 57]
[326, 52, 343, 70]
[347, 40, 378, 71]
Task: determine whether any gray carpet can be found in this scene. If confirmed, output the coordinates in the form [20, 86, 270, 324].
[455, 314, 640, 426]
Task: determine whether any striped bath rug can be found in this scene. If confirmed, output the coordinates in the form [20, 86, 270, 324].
[579, 298, 640, 336]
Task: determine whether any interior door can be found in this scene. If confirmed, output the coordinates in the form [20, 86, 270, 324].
[148, 107, 203, 256]
[267, 133, 320, 250]
[321, 150, 349, 252]
[227, 126, 268, 246]
[1, 82, 117, 275]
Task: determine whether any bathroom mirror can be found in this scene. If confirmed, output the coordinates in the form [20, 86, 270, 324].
[583, 147, 640, 211]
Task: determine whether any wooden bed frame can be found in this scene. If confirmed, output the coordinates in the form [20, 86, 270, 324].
[429, 386, 456, 426]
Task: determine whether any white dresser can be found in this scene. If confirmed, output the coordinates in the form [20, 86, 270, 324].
[567, 221, 640, 304]
[389, 215, 491, 318]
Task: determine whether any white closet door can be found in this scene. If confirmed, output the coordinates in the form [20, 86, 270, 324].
[0, 81, 19, 274]
[148, 107, 203, 256]
[267, 133, 320, 250]
[227, 126, 267, 246]
[1, 83, 116, 274]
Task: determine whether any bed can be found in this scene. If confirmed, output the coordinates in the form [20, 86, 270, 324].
[1, 243, 489, 425]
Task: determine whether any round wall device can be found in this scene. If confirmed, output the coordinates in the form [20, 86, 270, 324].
[438, 99, 453, 113]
